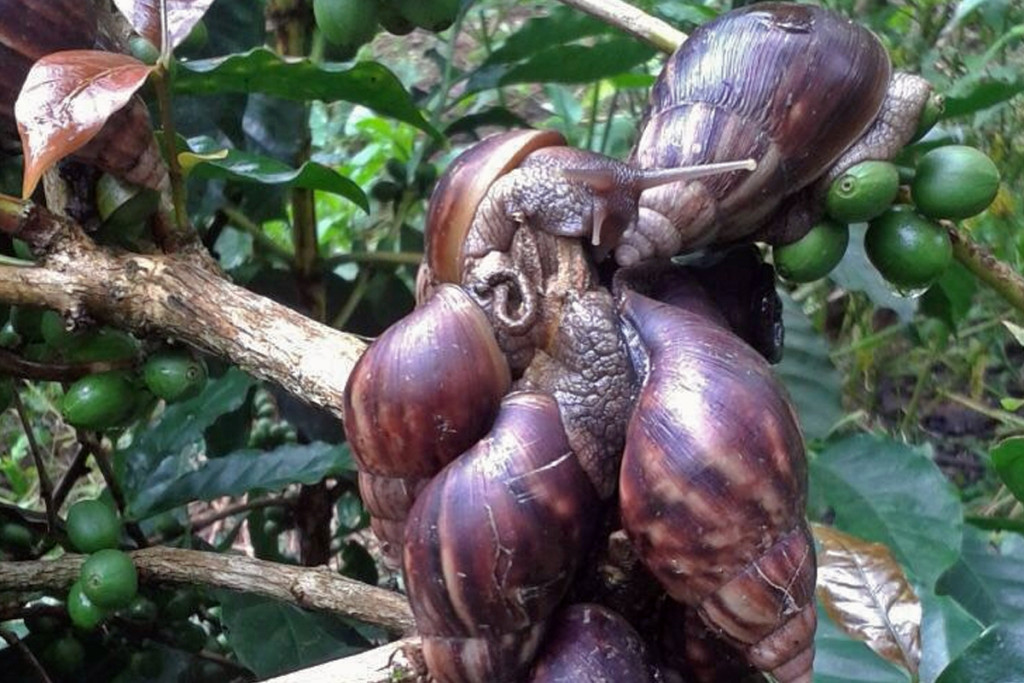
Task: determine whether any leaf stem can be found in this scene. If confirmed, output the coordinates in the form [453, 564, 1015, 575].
[0, 627, 52, 683]
[948, 224, 1024, 316]
[555, 0, 687, 53]
[150, 67, 191, 245]
[325, 251, 423, 268]
[78, 432, 149, 548]
[13, 385, 57, 532]
[220, 205, 295, 263]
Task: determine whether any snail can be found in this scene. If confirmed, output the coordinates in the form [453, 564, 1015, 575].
[528, 603, 661, 682]
[402, 391, 600, 683]
[620, 1, 933, 264]
[341, 285, 511, 567]
[617, 285, 816, 683]
[337, 4, 936, 682]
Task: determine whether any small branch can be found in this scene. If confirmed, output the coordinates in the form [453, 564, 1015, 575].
[949, 225, 1024, 316]
[0, 547, 415, 635]
[0, 349, 133, 382]
[150, 495, 296, 544]
[0, 627, 53, 683]
[150, 67, 192, 247]
[13, 386, 57, 532]
[0, 198, 367, 421]
[325, 251, 424, 268]
[52, 442, 93, 511]
[263, 637, 424, 683]
[556, 0, 686, 53]
[220, 206, 294, 263]
[78, 432, 149, 548]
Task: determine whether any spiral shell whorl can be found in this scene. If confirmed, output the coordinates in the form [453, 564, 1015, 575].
[617, 291, 815, 682]
[528, 603, 659, 682]
[342, 285, 511, 564]
[403, 391, 600, 683]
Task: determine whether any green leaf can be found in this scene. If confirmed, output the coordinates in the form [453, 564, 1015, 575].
[118, 368, 255, 501]
[830, 224, 917, 322]
[966, 515, 1024, 535]
[1004, 321, 1024, 347]
[483, 7, 613, 65]
[948, 0, 1000, 28]
[936, 620, 1024, 683]
[814, 605, 911, 683]
[943, 63, 1024, 118]
[936, 527, 1024, 625]
[218, 592, 369, 678]
[1001, 397, 1024, 412]
[774, 290, 843, 441]
[183, 136, 368, 211]
[466, 39, 656, 94]
[919, 264, 976, 332]
[173, 48, 440, 140]
[991, 437, 1024, 504]
[919, 587, 984, 683]
[810, 434, 964, 587]
[128, 442, 353, 518]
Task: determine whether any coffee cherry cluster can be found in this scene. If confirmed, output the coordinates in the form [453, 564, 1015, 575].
[774, 143, 1001, 293]
[63, 500, 137, 629]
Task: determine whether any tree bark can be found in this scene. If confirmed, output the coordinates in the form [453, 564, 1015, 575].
[0, 547, 415, 635]
[0, 197, 366, 421]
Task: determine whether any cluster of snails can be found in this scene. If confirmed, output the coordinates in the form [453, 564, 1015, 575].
[343, 4, 932, 682]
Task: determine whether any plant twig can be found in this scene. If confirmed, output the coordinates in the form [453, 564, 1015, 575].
[0, 547, 415, 635]
[325, 251, 424, 267]
[949, 225, 1024, 316]
[52, 444, 93, 511]
[0, 627, 53, 683]
[263, 637, 424, 683]
[150, 67, 192, 248]
[13, 386, 57, 532]
[150, 495, 297, 544]
[220, 205, 295, 263]
[937, 390, 1024, 430]
[555, 0, 686, 53]
[0, 349, 133, 382]
[77, 432, 148, 548]
[0, 197, 367, 422]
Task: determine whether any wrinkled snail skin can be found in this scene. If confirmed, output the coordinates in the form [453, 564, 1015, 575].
[341, 285, 511, 566]
[620, 2, 931, 264]
[613, 247, 784, 364]
[617, 291, 816, 683]
[519, 288, 637, 498]
[402, 391, 600, 683]
[527, 603, 661, 683]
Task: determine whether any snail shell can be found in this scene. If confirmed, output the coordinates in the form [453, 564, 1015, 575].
[342, 285, 510, 566]
[402, 391, 600, 683]
[528, 603, 661, 683]
[618, 290, 816, 683]
[621, 2, 896, 263]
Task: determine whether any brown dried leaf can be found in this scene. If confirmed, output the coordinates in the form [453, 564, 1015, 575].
[15, 50, 153, 197]
[112, 0, 216, 52]
[813, 523, 922, 676]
